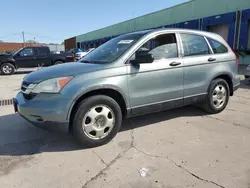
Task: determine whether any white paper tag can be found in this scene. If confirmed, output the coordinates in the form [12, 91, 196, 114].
[118, 40, 134, 44]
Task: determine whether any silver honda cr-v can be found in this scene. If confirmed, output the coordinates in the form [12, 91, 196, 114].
[14, 29, 240, 147]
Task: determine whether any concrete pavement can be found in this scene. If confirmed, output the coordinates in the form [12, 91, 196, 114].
[0, 70, 250, 188]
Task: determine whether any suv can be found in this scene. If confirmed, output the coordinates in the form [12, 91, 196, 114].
[14, 29, 240, 147]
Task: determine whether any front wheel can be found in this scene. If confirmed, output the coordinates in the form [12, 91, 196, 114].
[72, 95, 122, 147]
[202, 78, 230, 114]
[0, 63, 15, 75]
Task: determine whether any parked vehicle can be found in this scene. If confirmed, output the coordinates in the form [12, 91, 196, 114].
[244, 64, 250, 81]
[75, 48, 95, 61]
[68, 48, 84, 54]
[14, 29, 240, 147]
[0, 46, 74, 75]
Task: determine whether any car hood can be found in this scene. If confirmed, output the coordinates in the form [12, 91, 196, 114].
[0, 54, 12, 61]
[24, 62, 112, 83]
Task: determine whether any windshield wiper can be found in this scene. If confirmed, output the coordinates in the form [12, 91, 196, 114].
[81, 60, 94, 63]
[81, 60, 109, 64]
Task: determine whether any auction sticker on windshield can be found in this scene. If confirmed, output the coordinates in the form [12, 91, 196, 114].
[118, 40, 134, 44]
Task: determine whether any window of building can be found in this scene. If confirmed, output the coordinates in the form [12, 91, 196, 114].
[207, 38, 228, 53]
[180, 33, 210, 56]
[138, 33, 178, 60]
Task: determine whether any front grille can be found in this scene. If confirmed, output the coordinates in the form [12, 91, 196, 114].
[21, 81, 36, 100]
[21, 81, 29, 93]
[23, 93, 36, 100]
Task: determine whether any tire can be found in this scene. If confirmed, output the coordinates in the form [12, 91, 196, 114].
[202, 78, 230, 114]
[72, 95, 122, 147]
[0, 63, 15, 75]
[245, 75, 249, 79]
[53, 61, 63, 65]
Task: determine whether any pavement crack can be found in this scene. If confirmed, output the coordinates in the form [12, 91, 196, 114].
[133, 146, 225, 188]
[204, 116, 250, 130]
[231, 100, 250, 106]
[82, 129, 135, 188]
[91, 151, 107, 166]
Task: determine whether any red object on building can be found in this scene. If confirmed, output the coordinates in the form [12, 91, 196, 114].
[0, 42, 45, 52]
[64, 37, 76, 51]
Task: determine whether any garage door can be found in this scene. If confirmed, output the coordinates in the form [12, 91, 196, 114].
[248, 21, 250, 49]
[239, 9, 250, 50]
[202, 12, 236, 48]
[208, 24, 229, 41]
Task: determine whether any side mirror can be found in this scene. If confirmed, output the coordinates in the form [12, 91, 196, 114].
[132, 50, 154, 64]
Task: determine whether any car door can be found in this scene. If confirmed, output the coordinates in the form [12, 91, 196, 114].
[127, 33, 184, 115]
[14, 47, 38, 68]
[34, 47, 52, 67]
[179, 33, 213, 104]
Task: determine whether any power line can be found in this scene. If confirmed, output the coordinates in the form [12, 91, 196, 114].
[0, 33, 22, 39]
[0, 32, 62, 43]
[25, 32, 61, 40]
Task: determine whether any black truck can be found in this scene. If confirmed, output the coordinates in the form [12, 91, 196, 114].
[0, 46, 74, 75]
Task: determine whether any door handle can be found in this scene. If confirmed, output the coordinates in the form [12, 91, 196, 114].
[208, 57, 216, 62]
[169, 62, 181, 66]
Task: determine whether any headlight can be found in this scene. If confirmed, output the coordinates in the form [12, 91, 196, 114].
[31, 77, 72, 94]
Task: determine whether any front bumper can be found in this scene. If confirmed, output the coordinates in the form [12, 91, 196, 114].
[244, 67, 250, 76]
[14, 92, 71, 133]
[74, 57, 82, 61]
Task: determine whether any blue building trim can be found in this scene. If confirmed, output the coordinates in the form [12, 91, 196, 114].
[239, 8, 250, 50]
[202, 12, 237, 48]
[175, 19, 200, 30]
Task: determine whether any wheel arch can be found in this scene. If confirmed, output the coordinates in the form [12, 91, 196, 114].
[0, 61, 17, 69]
[53, 59, 64, 64]
[67, 87, 128, 132]
[210, 73, 234, 96]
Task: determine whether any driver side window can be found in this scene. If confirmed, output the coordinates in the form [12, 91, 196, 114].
[20, 48, 34, 56]
[138, 33, 178, 60]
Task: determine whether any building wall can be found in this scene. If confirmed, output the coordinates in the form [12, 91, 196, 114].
[47, 44, 65, 52]
[76, 0, 250, 42]
[64, 37, 76, 51]
[0, 43, 44, 53]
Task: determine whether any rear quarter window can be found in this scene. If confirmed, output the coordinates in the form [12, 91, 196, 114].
[180, 33, 210, 57]
[207, 38, 228, 54]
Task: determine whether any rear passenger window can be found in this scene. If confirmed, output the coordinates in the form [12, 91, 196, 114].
[180, 33, 210, 56]
[207, 38, 228, 53]
[37, 48, 49, 56]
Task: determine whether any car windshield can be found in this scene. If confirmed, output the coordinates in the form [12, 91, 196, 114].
[13, 48, 24, 56]
[81, 32, 149, 63]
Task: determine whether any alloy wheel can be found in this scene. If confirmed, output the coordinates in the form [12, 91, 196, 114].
[82, 105, 115, 140]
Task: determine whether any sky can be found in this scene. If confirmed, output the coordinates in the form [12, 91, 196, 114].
[0, 0, 188, 44]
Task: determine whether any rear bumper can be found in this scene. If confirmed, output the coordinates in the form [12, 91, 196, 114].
[232, 74, 240, 93]
[233, 83, 240, 92]
[14, 92, 71, 133]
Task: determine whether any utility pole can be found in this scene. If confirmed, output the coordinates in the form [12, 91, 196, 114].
[22, 31, 25, 47]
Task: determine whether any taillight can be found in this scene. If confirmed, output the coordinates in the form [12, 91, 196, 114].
[221, 38, 238, 67]
[234, 52, 239, 67]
